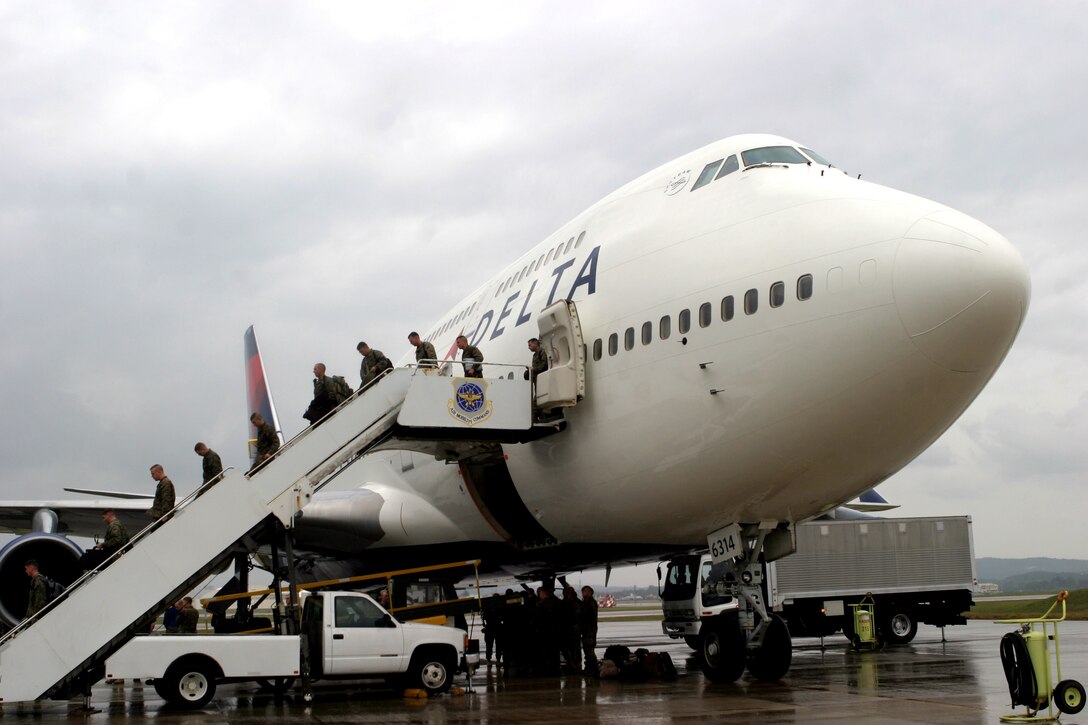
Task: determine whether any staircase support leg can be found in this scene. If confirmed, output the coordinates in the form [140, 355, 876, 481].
[284, 531, 313, 701]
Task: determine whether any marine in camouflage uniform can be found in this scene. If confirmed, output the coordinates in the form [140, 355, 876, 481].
[357, 342, 393, 389]
[102, 512, 130, 551]
[304, 363, 340, 425]
[147, 465, 176, 519]
[79, 509, 130, 570]
[194, 442, 223, 484]
[177, 597, 199, 633]
[528, 338, 548, 383]
[408, 332, 438, 369]
[24, 561, 47, 618]
[456, 336, 484, 378]
[250, 413, 280, 468]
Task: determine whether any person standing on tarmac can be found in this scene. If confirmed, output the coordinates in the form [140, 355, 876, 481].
[482, 593, 505, 666]
[177, 597, 199, 633]
[408, 332, 438, 370]
[561, 586, 583, 672]
[163, 601, 182, 633]
[580, 585, 599, 673]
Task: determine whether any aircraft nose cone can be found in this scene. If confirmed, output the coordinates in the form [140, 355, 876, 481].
[893, 209, 1030, 372]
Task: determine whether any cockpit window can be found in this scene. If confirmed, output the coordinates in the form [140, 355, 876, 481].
[801, 147, 833, 166]
[741, 146, 809, 167]
[715, 155, 739, 180]
[691, 159, 724, 192]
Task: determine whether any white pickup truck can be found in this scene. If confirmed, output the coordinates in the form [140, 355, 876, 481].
[106, 590, 468, 708]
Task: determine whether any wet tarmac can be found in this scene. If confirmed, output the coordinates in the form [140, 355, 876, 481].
[5, 619, 1087, 723]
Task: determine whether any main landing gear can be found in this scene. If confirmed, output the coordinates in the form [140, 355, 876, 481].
[700, 523, 794, 683]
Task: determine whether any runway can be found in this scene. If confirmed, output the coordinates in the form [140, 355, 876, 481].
[4, 619, 1086, 723]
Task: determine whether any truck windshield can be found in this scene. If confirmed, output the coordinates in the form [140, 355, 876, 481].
[661, 559, 699, 601]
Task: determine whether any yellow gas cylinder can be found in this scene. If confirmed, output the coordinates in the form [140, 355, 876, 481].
[857, 609, 873, 642]
[1023, 629, 1051, 707]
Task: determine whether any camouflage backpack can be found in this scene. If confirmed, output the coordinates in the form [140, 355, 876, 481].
[329, 375, 353, 404]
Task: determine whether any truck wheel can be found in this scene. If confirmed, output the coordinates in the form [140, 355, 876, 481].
[684, 635, 701, 650]
[746, 614, 792, 682]
[882, 606, 918, 645]
[162, 660, 217, 708]
[700, 617, 746, 683]
[408, 650, 455, 695]
[842, 613, 856, 643]
[1055, 679, 1086, 715]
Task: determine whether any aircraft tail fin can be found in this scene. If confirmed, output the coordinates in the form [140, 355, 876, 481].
[244, 325, 285, 467]
[843, 488, 898, 513]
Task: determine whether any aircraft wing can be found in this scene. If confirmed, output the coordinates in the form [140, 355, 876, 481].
[0, 499, 150, 538]
[63, 487, 154, 500]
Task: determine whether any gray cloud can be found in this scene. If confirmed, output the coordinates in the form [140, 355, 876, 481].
[1, 1, 1086, 565]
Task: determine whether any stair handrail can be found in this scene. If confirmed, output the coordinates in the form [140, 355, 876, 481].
[0, 467, 233, 645]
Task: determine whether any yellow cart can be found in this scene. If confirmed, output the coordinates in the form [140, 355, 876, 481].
[997, 591, 1084, 722]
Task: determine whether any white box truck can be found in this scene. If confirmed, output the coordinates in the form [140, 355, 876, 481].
[661, 516, 976, 648]
[107, 590, 468, 708]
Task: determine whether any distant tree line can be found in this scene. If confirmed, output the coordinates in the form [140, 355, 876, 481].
[996, 571, 1088, 594]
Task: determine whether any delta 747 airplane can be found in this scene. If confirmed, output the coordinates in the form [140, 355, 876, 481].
[0, 134, 1029, 681]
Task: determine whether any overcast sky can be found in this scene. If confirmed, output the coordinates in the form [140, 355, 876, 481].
[1, 2, 1085, 586]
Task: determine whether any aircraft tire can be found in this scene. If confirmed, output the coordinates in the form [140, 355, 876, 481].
[699, 616, 746, 683]
[746, 614, 792, 682]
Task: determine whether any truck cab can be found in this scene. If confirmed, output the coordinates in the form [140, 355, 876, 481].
[302, 591, 465, 690]
[659, 516, 976, 651]
[304, 592, 404, 675]
[107, 590, 467, 708]
[660, 555, 736, 649]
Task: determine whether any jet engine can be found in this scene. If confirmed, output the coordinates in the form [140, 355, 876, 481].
[0, 533, 84, 627]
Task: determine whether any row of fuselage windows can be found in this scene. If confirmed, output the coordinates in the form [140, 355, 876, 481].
[495, 231, 587, 299]
[427, 230, 588, 342]
[589, 273, 814, 361]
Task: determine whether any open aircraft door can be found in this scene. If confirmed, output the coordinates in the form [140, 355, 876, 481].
[535, 299, 585, 411]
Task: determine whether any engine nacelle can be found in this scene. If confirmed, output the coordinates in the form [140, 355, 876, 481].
[0, 533, 84, 627]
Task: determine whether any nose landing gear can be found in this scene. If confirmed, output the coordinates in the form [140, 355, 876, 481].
[699, 523, 794, 683]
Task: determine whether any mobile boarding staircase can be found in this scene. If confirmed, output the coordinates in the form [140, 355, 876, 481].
[0, 366, 550, 704]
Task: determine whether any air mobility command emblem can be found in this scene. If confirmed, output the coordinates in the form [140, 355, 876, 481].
[449, 378, 493, 426]
[665, 168, 691, 195]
